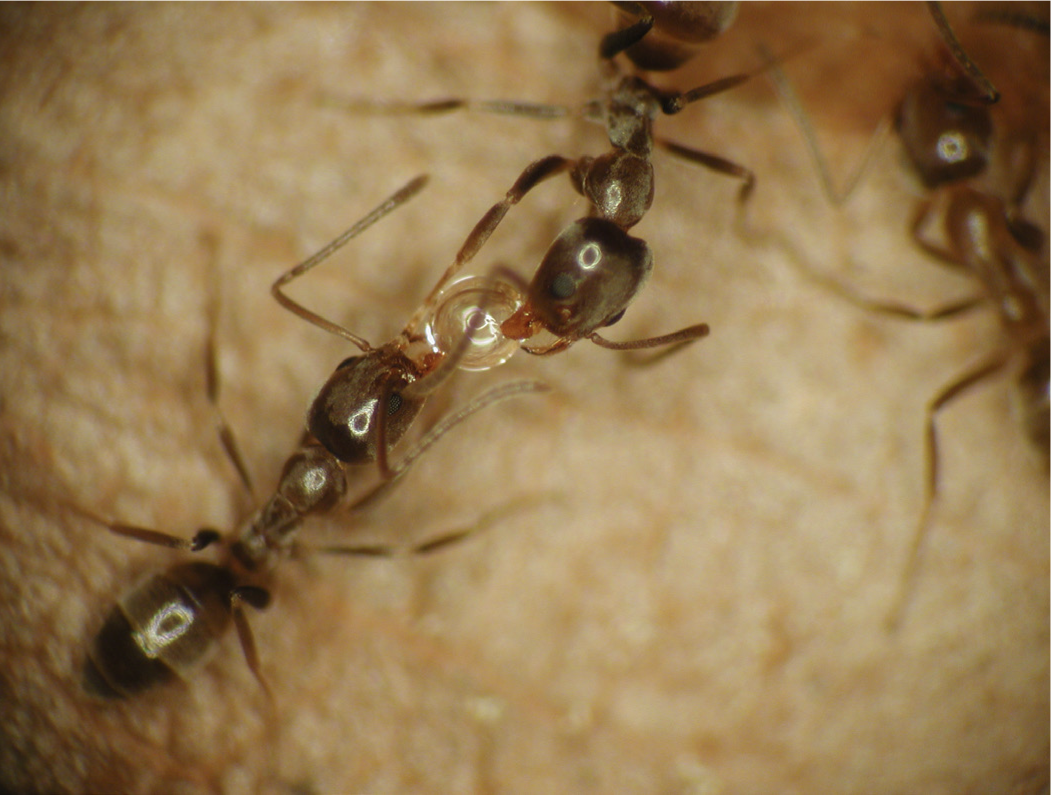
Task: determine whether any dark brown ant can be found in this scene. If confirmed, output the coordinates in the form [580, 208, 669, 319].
[763, 18, 1048, 630]
[601, 2, 739, 72]
[322, 3, 763, 359]
[78, 177, 549, 698]
[315, 3, 769, 359]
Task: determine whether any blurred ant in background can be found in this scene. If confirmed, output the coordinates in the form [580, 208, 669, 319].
[762, 2, 1048, 629]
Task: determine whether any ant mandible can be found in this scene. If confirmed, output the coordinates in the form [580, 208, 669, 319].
[78, 177, 549, 698]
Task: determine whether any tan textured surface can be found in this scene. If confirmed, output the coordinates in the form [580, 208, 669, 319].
[0, 4, 1047, 794]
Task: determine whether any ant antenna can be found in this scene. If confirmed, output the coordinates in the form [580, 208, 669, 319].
[271, 175, 430, 350]
[926, 1, 1000, 104]
[758, 43, 892, 206]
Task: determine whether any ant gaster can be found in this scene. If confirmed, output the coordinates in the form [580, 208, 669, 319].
[601, 2, 739, 72]
[80, 177, 548, 698]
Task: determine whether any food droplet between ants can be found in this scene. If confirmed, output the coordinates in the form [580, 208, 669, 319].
[762, 9, 1049, 630]
[76, 176, 549, 699]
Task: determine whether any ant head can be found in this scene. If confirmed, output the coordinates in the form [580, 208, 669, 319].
[613, 1, 738, 72]
[897, 75, 993, 189]
[307, 349, 425, 465]
[528, 217, 653, 338]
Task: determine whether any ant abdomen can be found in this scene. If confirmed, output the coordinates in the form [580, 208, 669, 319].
[611, 1, 739, 71]
[508, 217, 653, 339]
[84, 562, 236, 699]
[307, 351, 426, 465]
[897, 76, 993, 188]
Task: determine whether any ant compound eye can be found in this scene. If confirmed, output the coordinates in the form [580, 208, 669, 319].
[386, 392, 403, 416]
[550, 272, 577, 300]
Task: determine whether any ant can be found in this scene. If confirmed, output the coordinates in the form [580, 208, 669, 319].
[78, 176, 549, 698]
[762, 8, 1048, 630]
[322, 2, 763, 359]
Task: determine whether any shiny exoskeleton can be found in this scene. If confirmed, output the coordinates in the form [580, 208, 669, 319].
[82, 178, 548, 698]
[603, 1, 739, 71]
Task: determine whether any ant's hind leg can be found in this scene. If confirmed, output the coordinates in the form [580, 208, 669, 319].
[657, 138, 755, 202]
[885, 352, 1010, 632]
[202, 253, 254, 498]
[229, 585, 273, 700]
[66, 501, 223, 553]
[318, 94, 574, 122]
[348, 380, 551, 511]
[315, 494, 545, 559]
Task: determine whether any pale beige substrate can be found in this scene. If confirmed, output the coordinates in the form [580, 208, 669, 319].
[0, 4, 1047, 794]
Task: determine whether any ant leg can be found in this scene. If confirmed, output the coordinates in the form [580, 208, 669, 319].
[588, 322, 710, 351]
[600, 2, 655, 60]
[315, 494, 545, 558]
[404, 155, 576, 335]
[657, 138, 755, 202]
[202, 251, 254, 497]
[310, 526, 476, 559]
[926, 1, 1000, 103]
[909, 198, 968, 270]
[229, 585, 273, 700]
[371, 378, 399, 482]
[658, 73, 750, 115]
[821, 279, 983, 323]
[66, 502, 223, 552]
[885, 352, 1010, 632]
[775, 197, 986, 321]
[206, 329, 253, 495]
[349, 380, 551, 511]
[271, 175, 429, 350]
[319, 94, 574, 121]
